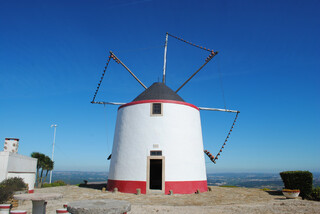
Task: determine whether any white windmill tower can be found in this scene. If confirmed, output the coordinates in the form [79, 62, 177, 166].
[91, 33, 239, 194]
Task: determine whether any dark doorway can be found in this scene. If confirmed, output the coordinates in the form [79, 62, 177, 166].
[149, 159, 162, 190]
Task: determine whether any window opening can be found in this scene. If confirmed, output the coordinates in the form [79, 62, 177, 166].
[150, 150, 162, 156]
[152, 103, 162, 115]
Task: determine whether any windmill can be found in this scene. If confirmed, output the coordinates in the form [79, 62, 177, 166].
[91, 33, 240, 194]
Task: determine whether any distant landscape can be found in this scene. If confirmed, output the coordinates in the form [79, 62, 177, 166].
[208, 173, 320, 190]
[52, 171, 320, 190]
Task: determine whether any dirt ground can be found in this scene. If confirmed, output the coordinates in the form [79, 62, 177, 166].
[13, 186, 320, 214]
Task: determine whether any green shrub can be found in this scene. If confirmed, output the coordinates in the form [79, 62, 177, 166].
[51, 183, 60, 187]
[1, 177, 27, 192]
[310, 187, 320, 201]
[0, 185, 13, 204]
[42, 183, 51, 188]
[54, 180, 66, 186]
[280, 171, 313, 199]
[0, 177, 27, 204]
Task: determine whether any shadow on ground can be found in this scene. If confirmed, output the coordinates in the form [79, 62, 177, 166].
[265, 190, 283, 196]
[78, 181, 107, 190]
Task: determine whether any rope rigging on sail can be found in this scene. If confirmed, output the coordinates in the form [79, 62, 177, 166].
[91, 51, 147, 104]
[204, 111, 239, 164]
[168, 33, 240, 164]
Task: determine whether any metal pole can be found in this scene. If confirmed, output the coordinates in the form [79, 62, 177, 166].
[110, 51, 147, 89]
[50, 124, 57, 184]
[162, 32, 169, 84]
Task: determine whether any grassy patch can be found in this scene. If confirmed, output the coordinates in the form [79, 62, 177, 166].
[219, 185, 239, 188]
[261, 188, 271, 191]
[42, 180, 66, 188]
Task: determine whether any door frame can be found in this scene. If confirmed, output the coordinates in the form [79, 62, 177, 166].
[146, 156, 165, 194]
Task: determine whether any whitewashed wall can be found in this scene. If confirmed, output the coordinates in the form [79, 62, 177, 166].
[108, 102, 206, 182]
[0, 151, 37, 192]
[7, 172, 36, 191]
[0, 152, 9, 181]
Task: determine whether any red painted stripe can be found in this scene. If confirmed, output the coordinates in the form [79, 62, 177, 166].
[118, 100, 199, 111]
[56, 209, 69, 213]
[0, 205, 11, 209]
[107, 179, 146, 194]
[5, 138, 19, 141]
[165, 180, 207, 194]
[10, 212, 27, 214]
[7, 171, 36, 174]
[28, 189, 34, 193]
[107, 179, 207, 194]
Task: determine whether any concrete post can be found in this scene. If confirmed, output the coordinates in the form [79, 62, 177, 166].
[136, 188, 141, 195]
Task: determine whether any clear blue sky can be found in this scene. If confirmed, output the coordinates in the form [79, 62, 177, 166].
[0, 0, 319, 173]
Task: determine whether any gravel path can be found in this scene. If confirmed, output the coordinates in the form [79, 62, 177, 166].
[13, 186, 320, 214]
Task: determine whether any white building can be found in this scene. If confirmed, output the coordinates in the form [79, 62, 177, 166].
[107, 82, 207, 194]
[0, 138, 37, 193]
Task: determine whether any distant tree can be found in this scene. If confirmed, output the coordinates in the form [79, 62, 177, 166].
[31, 152, 54, 187]
[31, 152, 45, 185]
[42, 156, 54, 184]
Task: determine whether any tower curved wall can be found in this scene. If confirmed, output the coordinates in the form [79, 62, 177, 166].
[107, 100, 207, 194]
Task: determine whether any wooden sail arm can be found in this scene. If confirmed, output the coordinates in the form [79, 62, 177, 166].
[198, 107, 240, 113]
[175, 51, 218, 93]
[110, 51, 147, 89]
[91, 101, 126, 106]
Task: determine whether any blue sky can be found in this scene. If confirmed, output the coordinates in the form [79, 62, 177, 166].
[0, 0, 319, 174]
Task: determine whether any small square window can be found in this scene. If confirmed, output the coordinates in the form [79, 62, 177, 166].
[150, 150, 162, 156]
[152, 103, 162, 115]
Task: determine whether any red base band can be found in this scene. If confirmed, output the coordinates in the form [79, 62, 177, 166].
[28, 189, 34, 193]
[165, 180, 207, 194]
[107, 179, 147, 194]
[107, 179, 207, 194]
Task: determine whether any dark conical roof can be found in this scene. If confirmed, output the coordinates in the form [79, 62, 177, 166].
[133, 82, 184, 102]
